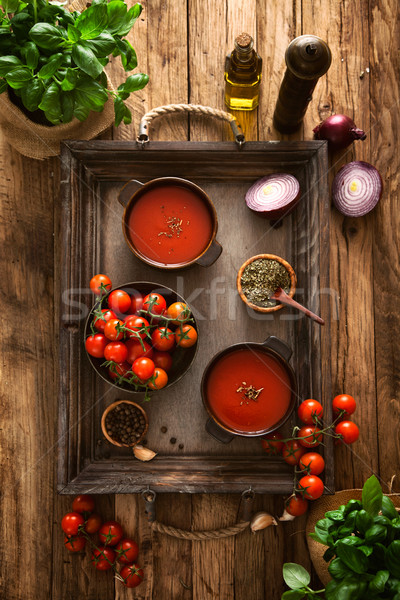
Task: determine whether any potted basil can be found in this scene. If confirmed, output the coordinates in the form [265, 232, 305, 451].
[0, 0, 148, 158]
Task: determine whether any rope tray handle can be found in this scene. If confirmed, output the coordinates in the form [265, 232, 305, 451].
[137, 103, 245, 148]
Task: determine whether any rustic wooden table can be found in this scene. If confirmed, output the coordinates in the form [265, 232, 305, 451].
[1, 1, 399, 598]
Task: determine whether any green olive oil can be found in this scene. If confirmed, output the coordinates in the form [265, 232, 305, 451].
[224, 33, 262, 111]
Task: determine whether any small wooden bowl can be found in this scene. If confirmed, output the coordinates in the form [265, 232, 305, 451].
[236, 253, 297, 313]
[101, 400, 149, 448]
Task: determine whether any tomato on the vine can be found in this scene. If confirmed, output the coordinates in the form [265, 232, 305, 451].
[124, 316, 150, 340]
[98, 521, 124, 547]
[84, 513, 102, 534]
[120, 563, 144, 588]
[64, 535, 86, 552]
[298, 426, 323, 448]
[143, 293, 167, 316]
[61, 512, 85, 536]
[151, 327, 175, 352]
[108, 362, 131, 381]
[166, 301, 190, 324]
[175, 325, 197, 348]
[152, 351, 173, 372]
[116, 539, 139, 564]
[298, 475, 324, 500]
[148, 367, 168, 390]
[130, 293, 143, 314]
[282, 440, 305, 465]
[85, 334, 107, 358]
[72, 494, 95, 514]
[285, 495, 309, 517]
[91, 546, 116, 571]
[261, 432, 284, 455]
[104, 342, 128, 363]
[93, 309, 117, 332]
[90, 274, 112, 296]
[299, 452, 325, 476]
[104, 319, 124, 341]
[132, 357, 155, 382]
[125, 339, 153, 364]
[332, 394, 356, 418]
[334, 421, 359, 444]
[107, 289, 131, 314]
[297, 399, 323, 425]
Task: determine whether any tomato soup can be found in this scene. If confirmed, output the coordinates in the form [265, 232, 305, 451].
[127, 185, 213, 266]
[205, 347, 292, 434]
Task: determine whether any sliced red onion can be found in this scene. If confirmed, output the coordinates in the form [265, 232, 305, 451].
[332, 161, 383, 217]
[245, 174, 301, 220]
[313, 114, 366, 151]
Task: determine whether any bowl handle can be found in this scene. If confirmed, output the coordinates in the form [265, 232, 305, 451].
[118, 179, 144, 208]
[195, 239, 223, 268]
[205, 418, 234, 444]
[262, 336, 292, 362]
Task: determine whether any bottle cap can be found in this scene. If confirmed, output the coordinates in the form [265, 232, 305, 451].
[285, 35, 331, 80]
[235, 33, 253, 51]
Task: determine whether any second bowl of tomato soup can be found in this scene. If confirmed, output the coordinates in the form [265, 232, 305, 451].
[201, 336, 296, 443]
[119, 177, 222, 269]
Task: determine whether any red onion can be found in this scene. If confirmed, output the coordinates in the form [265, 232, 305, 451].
[245, 174, 301, 220]
[313, 114, 366, 151]
[332, 161, 383, 217]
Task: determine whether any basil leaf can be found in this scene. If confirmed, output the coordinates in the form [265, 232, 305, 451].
[106, 0, 126, 34]
[20, 78, 44, 111]
[282, 591, 306, 600]
[73, 103, 90, 121]
[81, 32, 116, 57]
[29, 23, 65, 49]
[0, 78, 7, 93]
[387, 578, 400, 593]
[116, 38, 137, 71]
[38, 53, 63, 79]
[117, 2, 142, 36]
[75, 4, 107, 39]
[332, 578, 366, 600]
[382, 496, 399, 520]
[113, 94, 125, 127]
[344, 500, 362, 517]
[325, 579, 340, 600]
[21, 41, 39, 69]
[374, 515, 392, 527]
[335, 536, 363, 547]
[0, 55, 22, 76]
[362, 475, 383, 517]
[328, 558, 349, 580]
[5, 67, 32, 88]
[326, 509, 346, 522]
[74, 76, 108, 110]
[118, 72, 148, 93]
[358, 545, 373, 556]
[122, 103, 131, 125]
[282, 563, 310, 589]
[38, 81, 60, 112]
[10, 12, 32, 42]
[323, 546, 336, 562]
[335, 542, 368, 574]
[67, 24, 81, 42]
[1, 0, 19, 13]
[61, 92, 74, 123]
[356, 510, 373, 535]
[72, 44, 104, 78]
[365, 524, 387, 544]
[368, 570, 389, 594]
[60, 68, 78, 91]
[386, 540, 400, 578]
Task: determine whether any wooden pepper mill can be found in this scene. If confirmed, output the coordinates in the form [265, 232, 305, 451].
[273, 35, 332, 133]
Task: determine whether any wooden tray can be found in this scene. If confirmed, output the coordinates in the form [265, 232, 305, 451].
[57, 140, 333, 495]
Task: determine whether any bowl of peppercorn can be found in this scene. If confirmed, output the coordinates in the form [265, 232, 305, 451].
[237, 254, 296, 313]
[101, 400, 148, 447]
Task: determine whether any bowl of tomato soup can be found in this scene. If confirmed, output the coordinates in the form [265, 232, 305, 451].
[201, 336, 296, 443]
[119, 177, 222, 269]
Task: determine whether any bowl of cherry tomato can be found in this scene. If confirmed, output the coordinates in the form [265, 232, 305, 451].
[85, 276, 199, 396]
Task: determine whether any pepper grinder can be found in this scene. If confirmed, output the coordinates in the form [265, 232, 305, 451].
[273, 35, 331, 134]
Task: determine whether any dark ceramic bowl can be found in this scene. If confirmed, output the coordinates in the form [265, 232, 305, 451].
[85, 281, 198, 393]
[201, 336, 297, 443]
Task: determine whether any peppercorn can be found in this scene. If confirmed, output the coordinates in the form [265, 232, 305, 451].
[105, 402, 146, 445]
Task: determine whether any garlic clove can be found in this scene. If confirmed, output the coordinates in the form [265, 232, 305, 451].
[278, 509, 296, 522]
[250, 511, 277, 532]
[133, 445, 157, 461]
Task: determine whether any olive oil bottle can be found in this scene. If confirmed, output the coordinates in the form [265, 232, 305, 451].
[224, 33, 262, 111]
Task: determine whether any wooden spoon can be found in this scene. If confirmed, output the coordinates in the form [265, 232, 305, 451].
[271, 287, 325, 326]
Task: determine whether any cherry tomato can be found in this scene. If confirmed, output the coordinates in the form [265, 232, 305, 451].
[108, 289, 131, 314]
[175, 325, 198, 348]
[104, 341, 128, 363]
[298, 426, 323, 448]
[104, 318, 124, 341]
[130, 293, 143, 314]
[90, 274, 112, 296]
[152, 351, 173, 372]
[116, 538, 139, 564]
[120, 563, 144, 588]
[91, 546, 116, 571]
[124, 316, 150, 340]
[332, 394, 356, 418]
[64, 535, 86, 552]
[125, 339, 153, 364]
[148, 367, 168, 390]
[261, 432, 284, 455]
[297, 399, 324, 425]
[298, 475, 324, 500]
[84, 513, 102, 534]
[299, 452, 325, 476]
[85, 334, 107, 358]
[143, 293, 167, 316]
[166, 301, 190, 325]
[132, 357, 155, 382]
[72, 494, 95, 514]
[108, 362, 131, 381]
[151, 327, 175, 351]
[98, 521, 124, 547]
[285, 495, 309, 517]
[93, 308, 117, 332]
[61, 512, 85, 536]
[282, 440, 305, 465]
[334, 421, 359, 444]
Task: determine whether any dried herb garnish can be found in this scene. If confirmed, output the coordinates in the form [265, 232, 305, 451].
[241, 258, 291, 307]
[158, 215, 183, 238]
[236, 382, 264, 405]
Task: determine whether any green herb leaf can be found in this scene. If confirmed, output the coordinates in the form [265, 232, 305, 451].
[344, 500, 362, 517]
[0, 78, 6, 93]
[328, 558, 349, 580]
[358, 545, 373, 556]
[61, 91, 74, 122]
[38, 53, 63, 79]
[328, 578, 365, 600]
[29, 23, 65, 49]
[368, 570, 390, 594]
[382, 496, 399, 520]
[80, 32, 116, 57]
[20, 78, 44, 111]
[21, 41, 39, 69]
[336, 536, 363, 547]
[313, 518, 333, 545]
[323, 546, 336, 562]
[113, 94, 125, 127]
[106, 0, 127, 34]
[324, 579, 340, 600]
[386, 540, 400, 578]
[118, 72, 148, 93]
[75, 4, 107, 39]
[38, 81, 60, 112]
[114, 37, 137, 71]
[5, 67, 32, 88]
[356, 510, 373, 535]
[282, 563, 310, 590]
[73, 103, 90, 121]
[72, 44, 104, 78]
[122, 103, 131, 125]
[60, 68, 78, 91]
[67, 24, 81, 42]
[74, 75, 108, 111]
[1, 0, 20, 14]
[0, 55, 22, 76]
[362, 475, 383, 517]
[335, 542, 368, 574]
[117, 2, 142, 36]
[365, 524, 387, 544]
[281, 591, 306, 600]
[325, 509, 346, 522]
